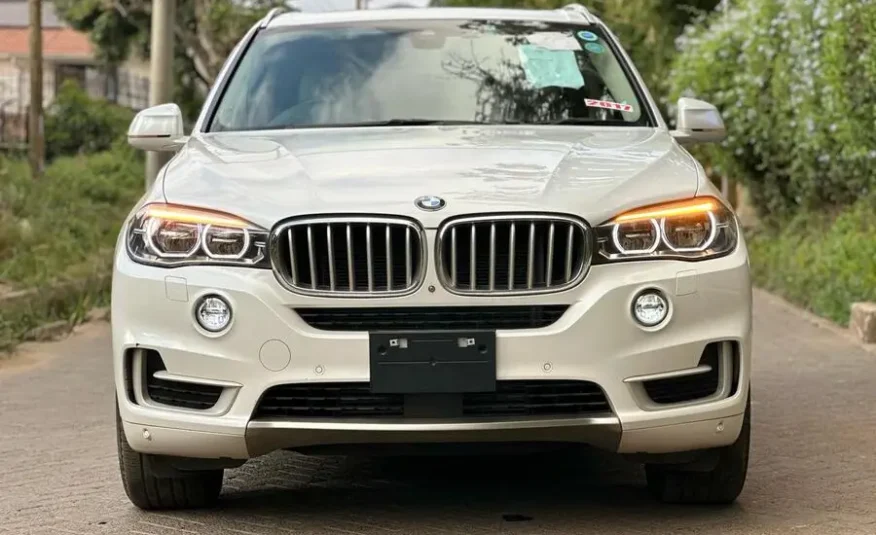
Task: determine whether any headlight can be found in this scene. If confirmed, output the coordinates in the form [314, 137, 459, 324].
[127, 203, 269, 267]
[595, 197, 738, 262]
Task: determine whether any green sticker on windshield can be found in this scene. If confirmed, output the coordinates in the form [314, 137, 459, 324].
[517, 45, 585, 90]
[584, 42, 606, 54]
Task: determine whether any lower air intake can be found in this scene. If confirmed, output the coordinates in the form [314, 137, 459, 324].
[295, 306, 569, 331]
[642, 342, 729, 405]
[253, 381, 610, 419]
[144, 350, 223, 411]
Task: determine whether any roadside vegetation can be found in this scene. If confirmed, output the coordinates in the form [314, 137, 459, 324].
[668, 0, 876, 325]
[0, 85, 143, 350]
[746, 197, 876, 325]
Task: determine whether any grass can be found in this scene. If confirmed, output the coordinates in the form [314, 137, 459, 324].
[0, 144, 144, 350]
[746, 196, 876, 326]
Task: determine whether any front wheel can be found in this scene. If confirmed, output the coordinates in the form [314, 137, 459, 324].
[645, 395, 750, 504]
[116, 405, 223, 510]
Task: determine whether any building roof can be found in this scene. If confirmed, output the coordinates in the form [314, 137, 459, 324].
[0, 27, 93, 60]
[0, 1, 94, 60]
[0, 1, 66, 28]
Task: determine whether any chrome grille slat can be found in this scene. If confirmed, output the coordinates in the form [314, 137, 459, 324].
[271, 217, 424, 297]
[488, 223, 496, 291]
[287, 231, 298, 286]
[306, 226, 317, 290]
[366, 224, 374, 292]
[508, 222, 516, 291]
[546, 222, 555, 288]
[405, 227, 412, 287]
[346, 224, 354, 291]
[386, 225, 393, 291]
[565, 224, 574, 281]
[326, 225, 336, 291]
[437, 214, 591, 296]
[469, 225, 476, 291]
[450, 227, 457, 287]
[527, 223, 535, 290]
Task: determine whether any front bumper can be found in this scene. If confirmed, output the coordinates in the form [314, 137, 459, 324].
[113, 233, 752, 460]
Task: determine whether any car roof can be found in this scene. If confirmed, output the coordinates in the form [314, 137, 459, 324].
[268, 6, 600, 29]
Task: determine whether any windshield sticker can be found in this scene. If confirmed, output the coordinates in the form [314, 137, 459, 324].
[526, 32, 582, 51]
[518, 45, 586, 89]
[584, 42, 606, 54]
[586, 99, 634, 113]
[578, 31, 599, 42]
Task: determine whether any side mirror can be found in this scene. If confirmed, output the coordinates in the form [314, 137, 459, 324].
[670, 98, 726, 146]
[127, 103, 186, 152]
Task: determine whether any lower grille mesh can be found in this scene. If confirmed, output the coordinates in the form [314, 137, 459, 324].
[256, 384, 403, 419]
[463, 381, 608, 416]
[253, 381, 610, 419]
[144, 350, 223, 410]
[295, 306, 568, 331]
[643, 343, 722, 404]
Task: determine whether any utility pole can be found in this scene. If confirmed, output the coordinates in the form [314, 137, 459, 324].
[28, 0, 44, 179]
[356, 0, 364, 9]
[145, 0, 176, 189]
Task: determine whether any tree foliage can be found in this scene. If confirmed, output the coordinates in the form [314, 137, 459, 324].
[54, 0, 285, 120]
[668, 0, 876, 217]
[45, 81, 135, 160]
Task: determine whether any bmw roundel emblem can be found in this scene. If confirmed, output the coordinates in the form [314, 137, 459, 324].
[415, 195, 446, 212]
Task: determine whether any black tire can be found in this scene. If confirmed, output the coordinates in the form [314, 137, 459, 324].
[116, 405, 223, 510]
[645, 395, 750, 505]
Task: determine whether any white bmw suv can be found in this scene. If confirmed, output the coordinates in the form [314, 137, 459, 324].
[115, 4, 752, 510]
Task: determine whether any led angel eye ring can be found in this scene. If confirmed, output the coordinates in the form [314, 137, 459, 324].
[144, 217, 202, 258]
[202, 224, 251, 260]
[660, 211, 718, 253]
[612, 218, 660, 255]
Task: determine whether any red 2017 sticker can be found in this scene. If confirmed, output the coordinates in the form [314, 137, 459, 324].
[585, 99, 633, 112]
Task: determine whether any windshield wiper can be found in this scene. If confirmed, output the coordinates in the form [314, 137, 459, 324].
[288, 119, 486, 129]
[281, 118, 637, 129]
[542, 118, 637, 126]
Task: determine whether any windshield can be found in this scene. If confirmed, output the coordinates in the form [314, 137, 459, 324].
[209, 20, 653, 131]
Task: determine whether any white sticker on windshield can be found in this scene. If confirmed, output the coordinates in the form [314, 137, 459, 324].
[526, 32, 582, 51]
[518, 45, 586, 89]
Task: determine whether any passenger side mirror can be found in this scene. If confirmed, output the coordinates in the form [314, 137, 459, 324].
[127, 103, 186, 152]
[670, 98, 726, 146]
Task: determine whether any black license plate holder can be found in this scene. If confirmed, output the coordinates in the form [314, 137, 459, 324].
[369, 331, 496, 394]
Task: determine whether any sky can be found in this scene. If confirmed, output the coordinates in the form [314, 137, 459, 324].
[287, 0, 432, 11]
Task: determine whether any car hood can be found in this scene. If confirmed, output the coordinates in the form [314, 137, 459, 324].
[161, 126, 701, 229]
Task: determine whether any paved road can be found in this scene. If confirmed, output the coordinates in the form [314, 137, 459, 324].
[2, 290, 875, 535]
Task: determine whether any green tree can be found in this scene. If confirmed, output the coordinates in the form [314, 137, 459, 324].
[45, 81, 135, 160]
[54, 0, 286, 120]
[668, 0, 876, 217]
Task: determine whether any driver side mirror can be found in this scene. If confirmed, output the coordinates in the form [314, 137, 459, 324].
[127, 103, 186, 152]
[670, 98, 726, 146]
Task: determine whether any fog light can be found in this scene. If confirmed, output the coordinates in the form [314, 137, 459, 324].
[195, 295, 232, 332]
[632, 290, 668, 327]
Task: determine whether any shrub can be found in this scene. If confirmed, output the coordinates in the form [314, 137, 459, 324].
[668, 0, 876, 217]
[0, 146, 143, 286]
[747, 194, 876, 325]
[45, 80, 135, 160]
[0, 146, 144, 349]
